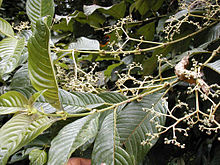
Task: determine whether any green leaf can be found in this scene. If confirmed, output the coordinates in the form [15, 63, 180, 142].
[26, 0, 55, 30]
[48, 113, 99, 165]
[137, 22, 155, 41]
[92, 112, 135, 164]
[0, 17, 14, 37]
[117, 92, 168, 163]
[29, 149, 47, 165]
[9, 64, 35, 98]
[104, 63, 122, 78]
[83, 1, 126, 19]
[28, 90, 47, 107]
[0, 91, 28, 115]
[132, 0, 164, 15]
[0, 0, 2, 7]
[28, 19, 61, 110]
[59, 89, 105, 113]
[206, 60, 220, 74]
[98, 92, 127, 104]
[0, 37, 25, 78]
[0, 114, 54, 165]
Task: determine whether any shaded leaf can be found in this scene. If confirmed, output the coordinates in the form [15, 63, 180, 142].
[26, 0, 55, 29]
[137, 22, 155, 41]
[131, 0, 164, 16]
[0, 91, 28, 115]
[0, 37, 25, 78]
[83, 1, 126, 19]
[69, 37, 100, 50]
[9, 64, 37, 99]
[0, 114, 54, 165]
[117, 92, 168, 163]
[28, 19, 61, 110]
[0, 18, 14, 37]
[206, 59, 220, 74]
[48, 113, 99, 165]
[206, 22, 220, 43]
[92, 112, 135, 164]
[29, 149, 47, 165]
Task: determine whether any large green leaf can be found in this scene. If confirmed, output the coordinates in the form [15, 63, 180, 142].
[28, 19, 61, 110]
[0, 91, 28, 115]
[0, 17, 14, 37]
[48, 113, 99, 165]
[0, 114, 54, 165]
[0, 37, 25, 78]
[117, 92, 168, 163]
[26, 0, 55, 29]
[59, 89, 104, 113]
[92, 112, 135, 164]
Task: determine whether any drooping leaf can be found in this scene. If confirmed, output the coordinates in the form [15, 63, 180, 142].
[92, 112, 135, 164]
[0, 17, 14, 37]
[0, 114, 54, 165]
[206, 59, 220, 75]
[0, 37, 25, 78]
[26, 0, 55, 29]
[69, 37, 100, 50]
[0, 91, 28, 115]
[48, 113, 99, 165]
[83, 4, 112, 16]
[0, 0, 2, 7]
[29, 149, 47, 165]
[59, 89, 105, 113]
[117, 92, 168, 163]
[28, 19, 61, 110]
[84, 1, 126, 19]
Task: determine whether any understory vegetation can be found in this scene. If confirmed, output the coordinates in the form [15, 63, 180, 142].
[0, 0, 220, 164]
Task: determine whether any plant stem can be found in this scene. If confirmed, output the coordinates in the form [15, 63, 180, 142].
[203, 45, 220, 66]
[52, 21, 217, 56]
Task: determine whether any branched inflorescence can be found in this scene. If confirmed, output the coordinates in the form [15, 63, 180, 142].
[54, 0, 220, 149]
[164, 0, 220, 41]
[56, 62, 104, 93]
[141, 47, 220, 148]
